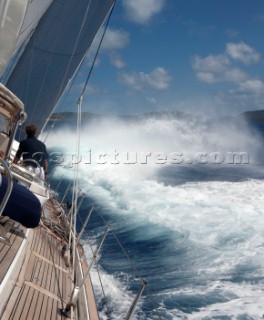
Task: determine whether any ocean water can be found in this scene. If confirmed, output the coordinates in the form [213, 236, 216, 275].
[47, 116, 264, 319]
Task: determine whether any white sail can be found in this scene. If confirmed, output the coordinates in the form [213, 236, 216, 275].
[0, 0, 53, 78]
[7, 0, 115, 132]
[0, 0, 30, 77]
[0, 1, 121, 320]
[15, 0, 53, 49]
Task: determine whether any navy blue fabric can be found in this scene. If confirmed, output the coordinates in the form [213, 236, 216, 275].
[0, 175, 41, 228]
[7, 0, 115, 134]
[16, 136, 48, 167]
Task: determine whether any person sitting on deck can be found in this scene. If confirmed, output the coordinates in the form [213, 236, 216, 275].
[0, 148, 41, 229]
[0, 175, 41, 228]
[13, 124, 48, 181]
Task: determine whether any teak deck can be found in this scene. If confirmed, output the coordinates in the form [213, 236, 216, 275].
[0, 222, 99, 320]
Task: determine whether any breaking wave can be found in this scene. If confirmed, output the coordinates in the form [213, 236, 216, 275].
[46, 115, 264, 319]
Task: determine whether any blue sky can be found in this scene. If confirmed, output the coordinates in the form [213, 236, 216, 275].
[66, 0, 264, 118]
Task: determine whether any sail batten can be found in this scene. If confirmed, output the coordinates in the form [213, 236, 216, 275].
[6, 0, 115, 133]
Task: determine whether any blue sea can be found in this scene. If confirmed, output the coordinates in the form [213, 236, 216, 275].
[47, 115, 264, 319]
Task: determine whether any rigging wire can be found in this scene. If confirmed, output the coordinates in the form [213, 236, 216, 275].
[77, 208, 107, 300]
[41, 0, 93, 139]
[58, 0, 116, 277]
[67, 0, 116, 289]
[68, 96, 82, 285]
[35, 1, 160, 317]
[42, 1, 116, 142]
[80, 1, 115, 98]
[86, 209, 162, 320]
[53, 0, 93, 106]
[52, 8, 160, 320]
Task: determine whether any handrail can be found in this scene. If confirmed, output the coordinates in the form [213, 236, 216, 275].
[61, 224, 110, 317]
[20, 158, 42, 178]
[57, 182, 161, 319]
[0, 158, 13, 216]
[76, 205, 94, 245]
[124, 280, 147, 320]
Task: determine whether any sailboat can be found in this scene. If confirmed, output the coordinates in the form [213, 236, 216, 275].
[0, 1, 148, 319]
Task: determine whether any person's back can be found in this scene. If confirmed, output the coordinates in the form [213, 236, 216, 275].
[18, 135, 47, 167]
[14, 124, 48, 180]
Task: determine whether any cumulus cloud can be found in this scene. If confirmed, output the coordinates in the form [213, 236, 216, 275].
[102, 28, 129, 51]
[237, 80, 264, 95]
[192, 42, 262, 85]
[226, 42, 260, 64]
[192, 54, 247, 84]
[192, 55, 229, 73]
[122, 0, 165, 24]
[119, 67, 172, 91]
[109, 54, 126, 68]
[100, 28, 129, 68]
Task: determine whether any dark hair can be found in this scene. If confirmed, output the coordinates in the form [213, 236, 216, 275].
[25, 124, 37, 136]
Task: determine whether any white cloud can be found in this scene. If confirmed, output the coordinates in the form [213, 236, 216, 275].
[109, 54, 126, 68]
[192, 42, 261, 85]
[102, 28, 129, 51]
[191, 42, 263, 111]
[223, 68, 248, 83]
[237, 80, 264, 95]
[192, 55, 247, 84]
[192, 54, 229, 73]
[226, 42, 260, 64]
[122, 0, 165, 24]
[86, 28, 129, 68]
[99, 28, 129, 68]
[146, 96, 157, 104]
[119, 67, 172, 91]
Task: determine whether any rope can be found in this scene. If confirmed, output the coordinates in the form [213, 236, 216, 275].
[58, 0, 116, 244]
[94, 210, 142, 280]
[61, 181, 72, 203]
[95, 264, 106, 299]
[66, 0, 116, 289]
[55, 0, 93, 103]
[36, 0, 160, 316]
[145, 284, 162, 320]
[83, 229, 107, 300]
[69, 96, 82, 285]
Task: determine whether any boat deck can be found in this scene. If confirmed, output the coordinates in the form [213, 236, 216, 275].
[0, 220, 98, 320]
[0, 220, 25, 285]
[0, 225, 73, 319]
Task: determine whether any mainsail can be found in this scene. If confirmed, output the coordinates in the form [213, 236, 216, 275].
[5, 0, 115, 133]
